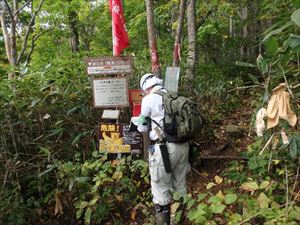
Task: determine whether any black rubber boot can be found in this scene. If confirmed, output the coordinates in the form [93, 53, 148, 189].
[155, 204, 170, 225]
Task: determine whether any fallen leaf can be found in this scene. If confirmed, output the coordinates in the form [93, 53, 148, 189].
[215, 175, 223, 184]
[206, 182, 216, 189]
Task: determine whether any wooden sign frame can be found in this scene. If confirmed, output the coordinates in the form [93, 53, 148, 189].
[92, 77, 129, 108]
[85, 56, 133, 76]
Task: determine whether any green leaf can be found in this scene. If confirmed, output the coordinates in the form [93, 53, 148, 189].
[78, 201, 88, 209]
[175, 210, 183, 223]
[72, 131, 90, 146]
[67, 104, 84, 116]
[265, 37, 278, 55]
[229, 213, 243, 222]
[247, 73, 259, 83]
[75, 176, 90, 183]
[287, 34, 300, 49]
[235, 61, 256, 68]
[197, 193, 208, 201]
[259, 181, 270, 189]
[197, 203, 208, 212]
[88, 197, 99, 206]
[291, 9, 300, 27]
[208, 196, 222, 204]
[263, 88, 269, 103]
[224, 193, 238, 205]
[209, 203, 226, 214]
[240, 181, 259, 192]
[293, 0, 300, 8]
[257, 192, 270, 208]
[69, 178, 74, 191]
[38, 165, 55, 177]
[30, 98, 41, 107]
[173, 192, 181, 201]
[48, 128, 64, 137]
[289, 138, 298, 159]
[257, 55, 268, 74]
[84, 207, 92, 225]
[262, 22, 293, 42]
[187, 199, 196, 210]
[76, 209, 83, 219]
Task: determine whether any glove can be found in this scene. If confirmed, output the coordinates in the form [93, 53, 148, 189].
[137, 115, 148, 125]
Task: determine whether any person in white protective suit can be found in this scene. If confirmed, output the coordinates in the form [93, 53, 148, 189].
[137, 73, 190, 225]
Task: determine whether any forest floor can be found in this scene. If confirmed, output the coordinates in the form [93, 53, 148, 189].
[184, 96, 255, 224]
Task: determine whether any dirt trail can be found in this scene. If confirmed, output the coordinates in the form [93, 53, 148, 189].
[187, 96, 255, 193]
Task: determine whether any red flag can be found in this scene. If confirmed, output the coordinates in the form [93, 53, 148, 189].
[109, 0, 130, 56]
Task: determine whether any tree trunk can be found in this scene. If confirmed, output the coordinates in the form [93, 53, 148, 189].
[68, 9, 80, 52]
[0, 0, 45, 79]
[173, 0, 186, 67]
[240, 5, 248, 58]
[145, 0, 161, 76]
[185, 0, 196, 89]
[0, 4, 12, 65]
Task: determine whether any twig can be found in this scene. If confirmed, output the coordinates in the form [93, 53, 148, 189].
[200, 155, 248, 160]
[288, 189, 300, 213]
[297, 52, 300, 72]
[228, 84, 264, 93]
[237, 203, 287, 225]
[285, 165, 289, 219]
[259, 133, 274, 155]
[237, 211, 262, 225]
[280, 63, 293, 97]
[288, 160, 300, 213]
[25, 27, 54, 66]
[289, 162, 299, 203]
[191, 167, 209, 181]
[267, 148, 273, 172]
[0, 167, 9, 198]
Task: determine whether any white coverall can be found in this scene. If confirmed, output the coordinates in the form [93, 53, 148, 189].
[137, 85, 190, 206]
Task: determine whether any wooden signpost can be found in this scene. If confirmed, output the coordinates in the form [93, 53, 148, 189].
[85, 55, 143, 156]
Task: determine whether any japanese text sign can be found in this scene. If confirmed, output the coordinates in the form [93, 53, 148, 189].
[99, 123, 142, 154]
[92, 77, 129, 108]
[86, 56, 132, 75]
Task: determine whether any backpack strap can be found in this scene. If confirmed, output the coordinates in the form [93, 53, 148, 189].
[151, 119, 166, 143]
[153, 89, 167, 96]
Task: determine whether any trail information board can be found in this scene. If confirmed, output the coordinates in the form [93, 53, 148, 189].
[86, 56, 133, 75]
[99, 123, 142, 154]
[92, 77, 129, 108]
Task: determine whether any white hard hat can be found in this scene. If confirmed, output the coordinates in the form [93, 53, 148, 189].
[140, 73, 163, 92]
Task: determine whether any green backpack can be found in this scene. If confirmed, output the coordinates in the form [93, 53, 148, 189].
[154, 91, 203, 142]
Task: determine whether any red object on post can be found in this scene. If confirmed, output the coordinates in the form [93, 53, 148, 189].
[132, 103, 141, 117]
[129, 90, 143, 116]
[109, 0, 130, 56]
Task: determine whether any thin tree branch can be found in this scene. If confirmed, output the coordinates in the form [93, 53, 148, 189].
[25, 27, 54, 66]
[13, 0, 31, 18]
[200, 155, 249, 160]
[289, 162, 299, 208]
[17, 0, 45, 64]
[196, 10, 212, 30]
[228, 84, 264, 93]
[3, 0, 13, 19]
[285, 165, 289, 219]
